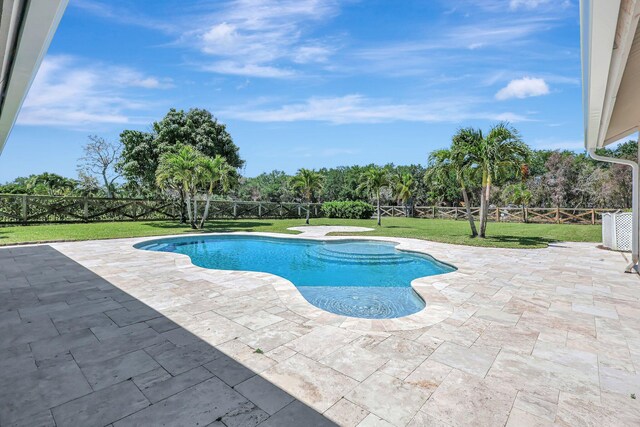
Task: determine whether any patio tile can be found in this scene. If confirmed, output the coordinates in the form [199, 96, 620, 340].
[81, 348, 160, 390]
[572, 303, 619, 319]
[347, 371, 431, 426]
[262, 353, 358, 412]
[356, 413, 395, 427]
[113, 377, 249, 427]
[598, 366, 640, 396]
[220, 401, 269, 427]
[0, 318, 59, 349]
[139, 366, 213, 403]
[149, 340, 222, 375]
[2, 234, 638, 426]
[51, 380, 149, 427]
[285, 325, 360, 360]
[513, 392, 557, 422]
[555, 392, 640, 426]
[429, 342, 499, 377]
[204, 353, 256, 386]
[0, 344, 36, 373]
[30, 328, 98, 364]
[0, 360, 92, 425]
[319, 343, 388, 381]
[324, 398, 369, 427]
[422, 369, 517, 427]
[9, 409, 56, 427]
[235, 374, 295, 415]
[234, 310, 284, 330]
[506, 408, 554, 427]
[405, 359, 452, 395]
[257, 400, 338, 427]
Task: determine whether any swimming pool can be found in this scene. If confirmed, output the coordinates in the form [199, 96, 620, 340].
[135, 235, 455, 319]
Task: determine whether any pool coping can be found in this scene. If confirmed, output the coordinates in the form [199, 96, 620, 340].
[130, 231, 461, 332]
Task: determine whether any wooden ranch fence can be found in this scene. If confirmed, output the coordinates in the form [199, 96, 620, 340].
[384, 206, 618, 225]
[0, 194, 321, 224]
[0, 194, 616, 225]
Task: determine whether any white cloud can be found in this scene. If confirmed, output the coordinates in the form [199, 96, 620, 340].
[17, 56, 170, 128]
[220, 94, 531, 124]
[509, 0, 570, 10]
[495, 77, 549, 100]
[202, 61, 296, 78]
[187, 0, 340, 78]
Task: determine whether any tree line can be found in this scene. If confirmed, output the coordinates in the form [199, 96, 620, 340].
[0, 107, 635, 223]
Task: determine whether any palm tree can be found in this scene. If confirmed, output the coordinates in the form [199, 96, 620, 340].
[156, 145, 203, 229]
[453, 123, 528, 238]
[290, 168, 323, 224]
[358, 166, 390, 226]
[393, 173, 414, 217]
[505, 183, 532, 223]
[426, 148, 478, 237]
[199, 155, 236, 228]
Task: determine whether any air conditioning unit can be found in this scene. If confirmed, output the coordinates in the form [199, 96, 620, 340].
[602, 211, 632, 251]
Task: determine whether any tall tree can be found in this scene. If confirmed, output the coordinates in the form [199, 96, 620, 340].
[426, 149, 478, 236]
[453, 123, 528, 238]
[392, 172, 414, 217]
[77, 135, 121, 198]
[358, 166, 390, 226]
[26, 173, 77, 196]
[155, 146, 203, 229]
[199, 155, 237, 228]
[119, 108, 243, 194]
[290, 168, 324, 225]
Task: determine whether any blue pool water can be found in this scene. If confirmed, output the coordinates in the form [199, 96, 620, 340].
[135, 235, 455, 319]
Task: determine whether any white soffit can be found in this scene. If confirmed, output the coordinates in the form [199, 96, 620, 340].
[0, 0, 68, 155]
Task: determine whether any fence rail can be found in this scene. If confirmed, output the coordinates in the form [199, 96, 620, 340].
[0, 194, 617, 225]
[385, 206, 618, 224]
[0, 194, 321, 224]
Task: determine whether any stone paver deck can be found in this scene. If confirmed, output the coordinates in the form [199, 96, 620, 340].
[2, 228, 640, 426]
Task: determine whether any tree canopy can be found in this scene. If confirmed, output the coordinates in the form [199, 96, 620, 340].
[118, 108, 243, 195]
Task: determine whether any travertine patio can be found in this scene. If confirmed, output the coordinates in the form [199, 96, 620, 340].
[2, 227, 640, 426]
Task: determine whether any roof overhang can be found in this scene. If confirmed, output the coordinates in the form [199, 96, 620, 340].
[581, 0, 640, 149]
[0, 0, 68, 155]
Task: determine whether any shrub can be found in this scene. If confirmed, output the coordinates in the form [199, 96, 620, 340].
[322, 201, 375, 219]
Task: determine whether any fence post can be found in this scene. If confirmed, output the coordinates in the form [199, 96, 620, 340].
[454, 206, 458, 220]
[83, 197, 89, 222]
[279, 204, 283, 217]
[556, 207, 560, 224]
[298, 205, 301, 217]
[258, 203, 262, 218]
[496, 208, 500, 222]
[21, 195, 27, 224]
[591, 208, 595, 225]
[432, 206, 436, 218]
[524, 207, 528, 223]
[233, 202, 237, 218]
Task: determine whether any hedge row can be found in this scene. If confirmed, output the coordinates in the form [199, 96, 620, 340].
[321, 201, 375, 219]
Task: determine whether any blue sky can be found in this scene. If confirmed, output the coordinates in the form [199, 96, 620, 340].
[0, 0, 582, 181]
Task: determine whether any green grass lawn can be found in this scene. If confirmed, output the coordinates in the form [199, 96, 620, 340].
[0, 217, 601, 249]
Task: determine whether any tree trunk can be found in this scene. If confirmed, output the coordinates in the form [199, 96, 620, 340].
[102, 170, 112, 198]
[479, 171, 489, 238]
[193, 198, 198, 229]
[200, 192, 212, 229]
[461, 185, 478, 237]
[185, 192, 196, 229]
[178, 189, 187, 224]
[377, 190, 381, 226]
[522, 204, 527, 223]
[305, 202, 310, 225]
